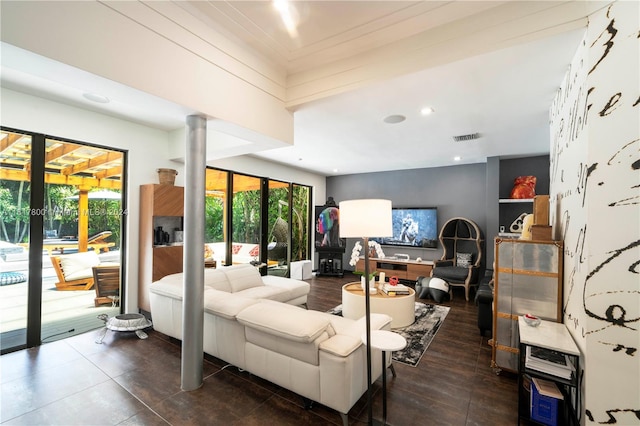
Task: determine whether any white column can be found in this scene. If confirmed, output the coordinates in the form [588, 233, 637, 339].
[181, 115, 206, 391]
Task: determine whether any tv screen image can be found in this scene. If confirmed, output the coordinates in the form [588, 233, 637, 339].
[372, 207, 438, 249]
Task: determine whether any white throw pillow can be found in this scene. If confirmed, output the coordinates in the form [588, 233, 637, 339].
[456, 252, 473, 268]
[60, 251, 100, 281]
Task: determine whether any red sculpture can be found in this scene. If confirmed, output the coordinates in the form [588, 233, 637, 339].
[510, 176, 537, 199]
[389, 276, 399, 286]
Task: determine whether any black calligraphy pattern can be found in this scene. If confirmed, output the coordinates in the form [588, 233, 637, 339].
[549, 2, 640, 424]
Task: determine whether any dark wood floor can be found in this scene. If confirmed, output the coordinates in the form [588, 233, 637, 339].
[0, 273, 518, 425]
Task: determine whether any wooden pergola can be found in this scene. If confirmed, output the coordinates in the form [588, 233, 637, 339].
[0, 131, 123, 252]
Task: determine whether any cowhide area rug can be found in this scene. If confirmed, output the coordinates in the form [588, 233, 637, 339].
[327, 302, 450, 367]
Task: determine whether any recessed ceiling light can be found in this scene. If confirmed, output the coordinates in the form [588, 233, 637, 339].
[83, 92, 110, 104]
[420, 107, 434, 115]
[454, 156, 461, 161]
[333, 169, 339, 173]
[383, 114, 406, 124]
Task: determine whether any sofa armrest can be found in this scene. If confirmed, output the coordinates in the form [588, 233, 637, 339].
[319, 334, 361, 357]
[320, 313, 393, 357]
[339, 313, 393, 338]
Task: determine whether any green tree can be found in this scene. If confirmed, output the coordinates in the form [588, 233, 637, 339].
[0, 180, 29, 243]
[205, 196, 224, 242]
[232, 189, 260, 243]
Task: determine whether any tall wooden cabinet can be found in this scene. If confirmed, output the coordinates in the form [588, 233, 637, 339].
[138, 184, 184, 313]
[491, 238, 563, 373]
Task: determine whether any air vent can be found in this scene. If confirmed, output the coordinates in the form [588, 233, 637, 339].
[452, 133, 481, 142]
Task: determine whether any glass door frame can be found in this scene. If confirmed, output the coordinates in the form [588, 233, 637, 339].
[0, 126, 128, 354]
[205, 166, 312, 276]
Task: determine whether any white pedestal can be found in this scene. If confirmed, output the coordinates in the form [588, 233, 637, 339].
[291, 260, 312, 280]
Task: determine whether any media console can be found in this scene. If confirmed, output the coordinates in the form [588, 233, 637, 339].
[355, 257, 434, 282]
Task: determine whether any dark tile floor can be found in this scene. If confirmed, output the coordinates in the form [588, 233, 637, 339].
[0, 273, 518, 425]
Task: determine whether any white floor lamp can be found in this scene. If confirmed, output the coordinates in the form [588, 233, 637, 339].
[339, 199, 393, 425]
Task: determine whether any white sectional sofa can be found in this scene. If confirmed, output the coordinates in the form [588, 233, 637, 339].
[149, 264, 392, 425]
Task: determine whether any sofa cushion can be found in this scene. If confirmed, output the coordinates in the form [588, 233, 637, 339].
[221, 264, 264, 292]
[235, 285, 294, 302]
[237, 301, 331, 343]
[203, 268, 232, 292]
[204, 289, 258, 319]
[432, 266, 470, 282]
[261, 275, 310, 301]
[60, 251, 100, 280]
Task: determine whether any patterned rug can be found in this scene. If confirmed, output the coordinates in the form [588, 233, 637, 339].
[327, 302, 450, 367]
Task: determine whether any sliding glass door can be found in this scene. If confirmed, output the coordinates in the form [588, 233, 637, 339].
[0, 130, 33, 351]
[291, 184, 311, 263]
[204, 168, 228, 264]
[0, 128, 126, 354]
[204, 167, 312, 276]
[267, 180, 290, 276]
[231, 173, 262, 265]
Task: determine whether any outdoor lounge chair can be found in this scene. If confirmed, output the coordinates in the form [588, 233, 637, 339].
[50, 252, 100, 291]
[39, 231, 115, 255]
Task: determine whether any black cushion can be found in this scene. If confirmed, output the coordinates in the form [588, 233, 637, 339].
[432, 266, 470, 282]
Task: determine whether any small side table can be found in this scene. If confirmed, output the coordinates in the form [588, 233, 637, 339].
[362, 330, 407, 425]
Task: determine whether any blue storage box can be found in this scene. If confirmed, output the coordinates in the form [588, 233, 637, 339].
[531, 377, 562, 426]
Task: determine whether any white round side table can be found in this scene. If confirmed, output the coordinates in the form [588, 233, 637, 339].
[361, 330, 407, 425]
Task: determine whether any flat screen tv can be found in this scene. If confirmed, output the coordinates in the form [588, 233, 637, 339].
[371, 207, 438, 249]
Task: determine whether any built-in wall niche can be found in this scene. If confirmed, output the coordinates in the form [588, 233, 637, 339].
[153, 216, 183, 246]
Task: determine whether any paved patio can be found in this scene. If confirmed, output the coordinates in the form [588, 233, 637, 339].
[0, 253, 120, 351]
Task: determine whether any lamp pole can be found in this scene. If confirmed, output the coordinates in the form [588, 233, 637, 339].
[363, 236, 373, 425]
[338, 199, 392, 426]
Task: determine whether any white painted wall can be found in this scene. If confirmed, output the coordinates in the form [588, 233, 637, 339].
[1, 88, 327, 315]
[549, 2, 640, 423]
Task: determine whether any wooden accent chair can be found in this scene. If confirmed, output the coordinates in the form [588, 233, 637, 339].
[50, 252, 100, 291]
[430, 217, 484, 301]
[92, 264, 120, 307]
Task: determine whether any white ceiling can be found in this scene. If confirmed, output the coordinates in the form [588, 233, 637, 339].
[0, 1, 597, 176]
